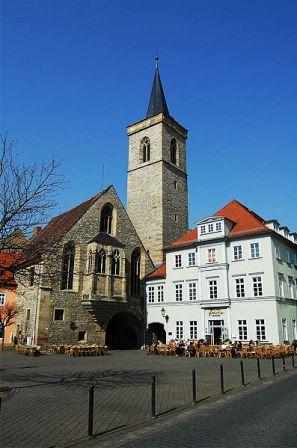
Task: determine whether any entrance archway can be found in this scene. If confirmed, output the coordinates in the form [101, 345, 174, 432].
[147, 322, 166, 344]
[105, 312, 141, 349]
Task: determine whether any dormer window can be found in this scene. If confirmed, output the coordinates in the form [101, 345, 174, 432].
[273, 223, 279, 232]
[200, 225, 206, 235]
[215, 222, 222, 232]
[208, 223, 214, 232]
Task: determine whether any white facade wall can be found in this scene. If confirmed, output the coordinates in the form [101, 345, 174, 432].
[146, 227, 297, 345]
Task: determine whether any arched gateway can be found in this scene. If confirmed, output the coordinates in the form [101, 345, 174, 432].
[105, 312, 141, 349]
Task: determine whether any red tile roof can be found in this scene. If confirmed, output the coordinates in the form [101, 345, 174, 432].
[165, 228, 198, 250]
[0, 252, 21, 287]
[146, 262, 166, 279]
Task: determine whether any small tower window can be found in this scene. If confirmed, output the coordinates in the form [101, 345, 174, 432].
[100, 204, 113, 234]
[112, 250, 120, 276]
[95, 249, 106, 274]
[170, 138, 177, 165]
[174, 214, 178, 222]
[131, 248, 141, 295]
[140, 137, 150, 163]
[173, 181, 177, 190]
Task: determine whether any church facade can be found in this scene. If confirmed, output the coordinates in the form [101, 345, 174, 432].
[14, 63, 189, 348]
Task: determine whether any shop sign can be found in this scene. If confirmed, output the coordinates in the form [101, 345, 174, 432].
[208, 310, 224, 317]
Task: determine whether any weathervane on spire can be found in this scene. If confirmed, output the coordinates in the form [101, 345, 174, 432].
[155, 52, 159, 69]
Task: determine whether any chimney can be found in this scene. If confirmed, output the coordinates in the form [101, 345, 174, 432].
[33, 227, 42, 236]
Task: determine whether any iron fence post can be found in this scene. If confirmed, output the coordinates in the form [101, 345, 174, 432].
[192, 369, 197, 404]
[257, 357, 261, 380]
[151, 376, 156, 418]
[292, 355, 295, 369]
[220, 364, 225, 394]
[272, 355, 276, 375]
[88, 384, 94, 438]
[240, 361, 245, 386]
[282, 354, 286, 372]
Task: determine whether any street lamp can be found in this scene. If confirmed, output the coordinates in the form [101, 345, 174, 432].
[161, 308, 166, 318]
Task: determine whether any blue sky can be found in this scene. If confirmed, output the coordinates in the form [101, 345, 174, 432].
[2, 0, 297, 231]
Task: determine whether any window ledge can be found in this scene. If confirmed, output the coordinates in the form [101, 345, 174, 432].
[232, 259, 245, 262]
[173, 267, 183, 270]
[187, 265, 197, 268]
[248, 257, 262, 260]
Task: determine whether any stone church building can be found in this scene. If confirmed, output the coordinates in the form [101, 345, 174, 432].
[15, 62, 189, 348]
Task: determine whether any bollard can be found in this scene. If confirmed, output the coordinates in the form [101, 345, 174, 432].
[282, 355, 286, 372]
[220, 364, 225, 394]
[292, 355, 295, 369]
[192, 369, 197, 404]
[151, 376, 156, 418]
[257, 357, 261, 380]
[240, 361, 245, 386]
[88, 384, 94, 438]
[272, 356, 276, 375]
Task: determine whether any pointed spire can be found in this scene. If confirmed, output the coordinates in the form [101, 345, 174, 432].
[146, 55, 169, 118]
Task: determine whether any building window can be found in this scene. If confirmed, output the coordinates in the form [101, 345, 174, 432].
[238, 320, 248, 341]
[170, 138, 177, 165]
[208, 248, 217, 263]
[189, 282, 197, 300]
[173, 180, 177, 190]
[233, 245, 243, 261]
[190, 321, 197, 340]
[235, 278, 245, 298]
[131, 248, 141, 295]
[188, 252, 196, 266]
[209, 279, 218, 299]
[112, 250, 120, 276]
[61, 241, 75, 290]
[286, 250, 291, 264]
[255, 319, 266, 341]
[293, 319, 297, 339]
[29, 267, 35, 286]
[78, 331, 86, 342]
[278, 274, 285, 298]
[200, 225, 206, 235]
[96, 249, 106, 274]
[87, 250, 93, 273]
[288, 277, 294, 299]
[174, 214, 178, 222]
[175, 254, 182, 268]
[54, 309, 65, 321]
[141, 137, 150, 163]
[215, 222, 222, 232]
[0, 292, 6, 306]
[157, 285, 164, 302]
[26, 309, 31, 321]
[176, 321, 183, 339]
[175, 283, 183, 301]
[208, 223, 214, 233]
[275, 244, 281, 259]
[253, 276, 263, 297]
[100, 203, 113, 234]
[148, 286, 155, 303]
[281, 318, 288, 342]
[250, 242, 260, 258]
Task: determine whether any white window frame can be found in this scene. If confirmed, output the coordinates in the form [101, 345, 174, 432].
[189, 321, 197, 339]
[278, 274, 285, 298]
[175, 254, 182, 268]
[0, 292, 6, 306]
[188, 252, 196, 266]
[176, 321, 183, 339]
[250, 242, 260, 258]
[293, 319, 297, 339]
[233, 245, 243, 261]
[288, 277, 294, 299]
[208, 279, 218, 299]
[157, 285, 164, 302]
[208, 248, 217, 263]
[255, 319, 266, 341]
[235, 277, 245, 298]
[175, 283, 183, 301]
[200, 225, 206, 235]
[238, 319, 248, 341]
[252, 276, 263, 297]
[148, 286, 155, 303]
[281, 318, 288, 341]
[208, 223, 214, 233]
[189, 282, 197, 301]
[215, 222, 222, 232]
[275, 244, 281, 259]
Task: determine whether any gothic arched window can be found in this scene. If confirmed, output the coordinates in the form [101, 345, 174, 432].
[141, 137, 150, 163]
[95, 249, 106, 274]
[131, 248, 141, 295]
[61, 241, 75, 289]
[87, 250, 93, 273]
[100, 203, 113, 234]
[112, 250, 120, 276]
[170, 138, 177, 165]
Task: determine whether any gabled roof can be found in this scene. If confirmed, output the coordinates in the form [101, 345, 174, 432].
[165, 228, 198, 250]
[88, 232, 125, 248]
[30, 186, 111, 249]
[146, 262, 166, 279]
[146, 66, 169, 118]
[0, 252, 21, 287]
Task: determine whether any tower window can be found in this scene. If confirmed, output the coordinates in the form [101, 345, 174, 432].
[131, 248, 141, 295]
[112, 250, 120, 276]
[140, 137, 150, 163]
[174, 214, 178, 222]
[170, 138, 177, 165]
[100, 204, 113, 234]
[173, 181, 177, 190]
[61, 241, 75, 290]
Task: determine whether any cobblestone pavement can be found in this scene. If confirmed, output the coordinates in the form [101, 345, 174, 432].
[123, 372, 297, 448]
[0, 350, 295, 448]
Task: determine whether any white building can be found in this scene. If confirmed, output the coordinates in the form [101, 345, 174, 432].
[145, 199, 297, 345]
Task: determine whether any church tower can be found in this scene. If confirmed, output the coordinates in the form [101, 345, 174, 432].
[127, 61, 189, 265]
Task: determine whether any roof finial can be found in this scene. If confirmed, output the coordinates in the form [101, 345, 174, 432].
[155, 52, 159, 69]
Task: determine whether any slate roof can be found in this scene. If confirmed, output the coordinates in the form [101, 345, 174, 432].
[88, 232, 125, 248]
[146, 67, 169, 118]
